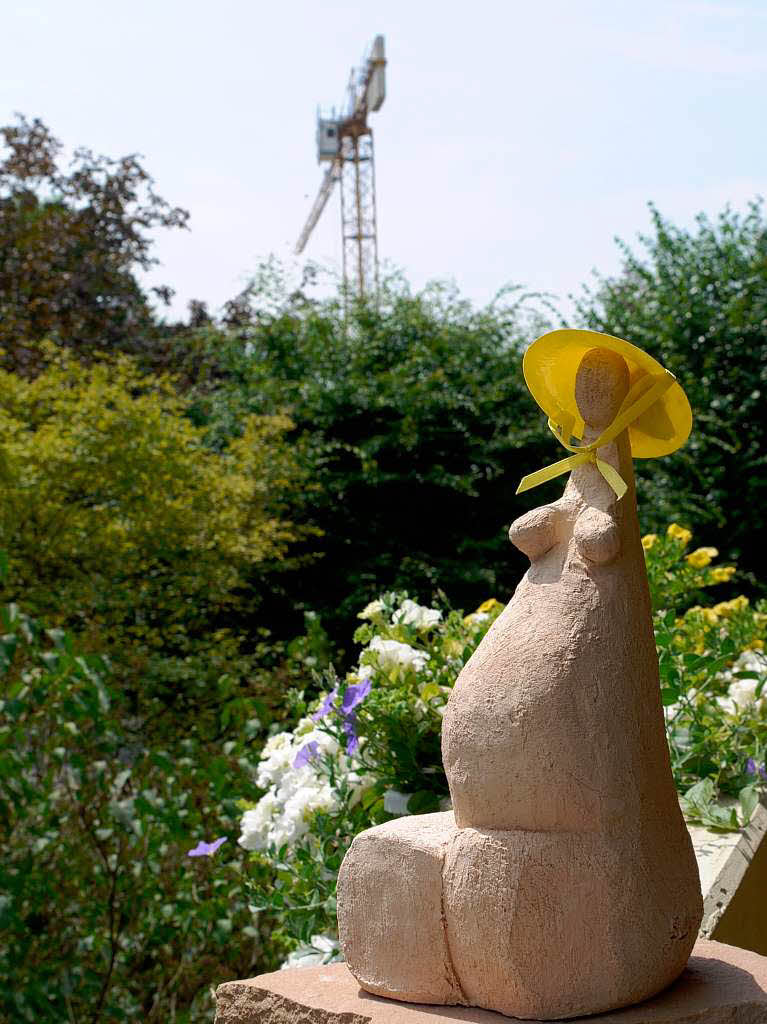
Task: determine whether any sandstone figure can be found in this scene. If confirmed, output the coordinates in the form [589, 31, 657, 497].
[337, 330, 703, 1020]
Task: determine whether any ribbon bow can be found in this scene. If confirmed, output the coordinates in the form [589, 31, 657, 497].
[516, 371, 676, 500]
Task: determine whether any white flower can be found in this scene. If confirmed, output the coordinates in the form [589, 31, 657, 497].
[239, 726, 345, 851]
[729, 678, 760, 709]
[358, 599, 384, 620]
[255, 732, 295, 789]
[716, 651, 766, 715]
[281, 934, 342, 969]
[240, 769, 339, 851]
[238, 793, 278, 851]
[282, 778, 337, 834]
[736, 650, 766, 675]
[717, 679, 761, 715]
[366, 636, 430, 673]
[392, 599, 442, 630]
[383, 789, 412, 815]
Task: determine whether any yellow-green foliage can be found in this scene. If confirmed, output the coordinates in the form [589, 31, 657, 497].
[0, 343, 303, 647]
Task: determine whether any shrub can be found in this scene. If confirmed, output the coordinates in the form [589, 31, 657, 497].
[173, 267, 554, 641]
[646, 525, 766, 828]
[0, 343, 304, 659]
[0, 590, 279, 1022]
[576, 200, 767, 582]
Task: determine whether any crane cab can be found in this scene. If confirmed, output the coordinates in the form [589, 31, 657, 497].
[316, 118, 340, 162]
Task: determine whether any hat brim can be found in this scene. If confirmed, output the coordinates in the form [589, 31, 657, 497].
[523, 329, 692, 459]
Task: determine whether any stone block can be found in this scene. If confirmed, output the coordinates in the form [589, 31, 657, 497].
[691, 799, 767, 956]
[213, 938, 767, 1023]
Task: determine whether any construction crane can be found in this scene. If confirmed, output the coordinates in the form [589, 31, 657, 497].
[295, 35, 386, 299]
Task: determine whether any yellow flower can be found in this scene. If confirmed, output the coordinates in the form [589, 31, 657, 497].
[667, 523, 692, 545]
[476, 598, 503, 614]
[710, 566, 736, 583]
[686, 546, 718, 569]
[713, 596, 749, 617]
[684, 604, 719, 625]
[641, 534, 658, 551]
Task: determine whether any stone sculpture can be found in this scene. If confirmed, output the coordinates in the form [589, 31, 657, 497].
[337, 332, 703, 1020]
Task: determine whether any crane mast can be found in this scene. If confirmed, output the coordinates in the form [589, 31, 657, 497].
[295, 35, 386, 300]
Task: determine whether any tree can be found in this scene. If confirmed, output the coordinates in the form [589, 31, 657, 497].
[0, 344, 305, 663]
[176, 267, 554, 641]
[0, 115, 188, 373]
[576, 201, 767, 582]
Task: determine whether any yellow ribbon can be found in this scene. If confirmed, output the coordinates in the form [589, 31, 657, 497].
[516, 371, 676, 500]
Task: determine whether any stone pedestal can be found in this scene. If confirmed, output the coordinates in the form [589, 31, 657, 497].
[213, 939, 767, 1023]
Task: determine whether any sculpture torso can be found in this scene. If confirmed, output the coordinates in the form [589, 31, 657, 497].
[442, 430, 676, 835]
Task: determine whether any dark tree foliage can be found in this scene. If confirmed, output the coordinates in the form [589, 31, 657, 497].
[576, 201, 767, 583]
[177, 266, 554, 643]
[0, 115, 188, 372]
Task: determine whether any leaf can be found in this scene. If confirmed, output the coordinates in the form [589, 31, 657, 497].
[739, 784, 759, 826]
[680, 778, 715, 818]
[112, 769, 131, 795]
[406, 790, 440, 814]
[702, 804, 740, 831]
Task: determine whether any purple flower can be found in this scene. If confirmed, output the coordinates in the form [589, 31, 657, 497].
[188, 837, 227, 858]
[340, 677, 372, 715]
[312, 688, 338, 722]
[342, 714, 359, 755]
[293, 740, 320, 769]
[308, 676, 372, 756]
[747, 757, 757, 777]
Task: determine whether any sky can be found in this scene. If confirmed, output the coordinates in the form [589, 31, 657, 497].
[3, 0, 766, 321]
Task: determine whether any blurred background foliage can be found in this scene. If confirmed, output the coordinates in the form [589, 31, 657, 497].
[2, 115, 767, 1019]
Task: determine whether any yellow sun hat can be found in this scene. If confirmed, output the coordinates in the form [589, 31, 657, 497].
[517, 329, 692, 499]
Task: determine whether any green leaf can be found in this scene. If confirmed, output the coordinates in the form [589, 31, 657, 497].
[680, 778, 715, 818]
[406, 790, 440, 814]
[739, 784, 759, 825]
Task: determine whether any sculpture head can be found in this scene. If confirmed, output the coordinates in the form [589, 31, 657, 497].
[517, 329, 693, 501]
[574, 347, 630, 433]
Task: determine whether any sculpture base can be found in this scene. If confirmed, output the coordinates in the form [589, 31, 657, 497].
[214, 939, 767, 1023]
